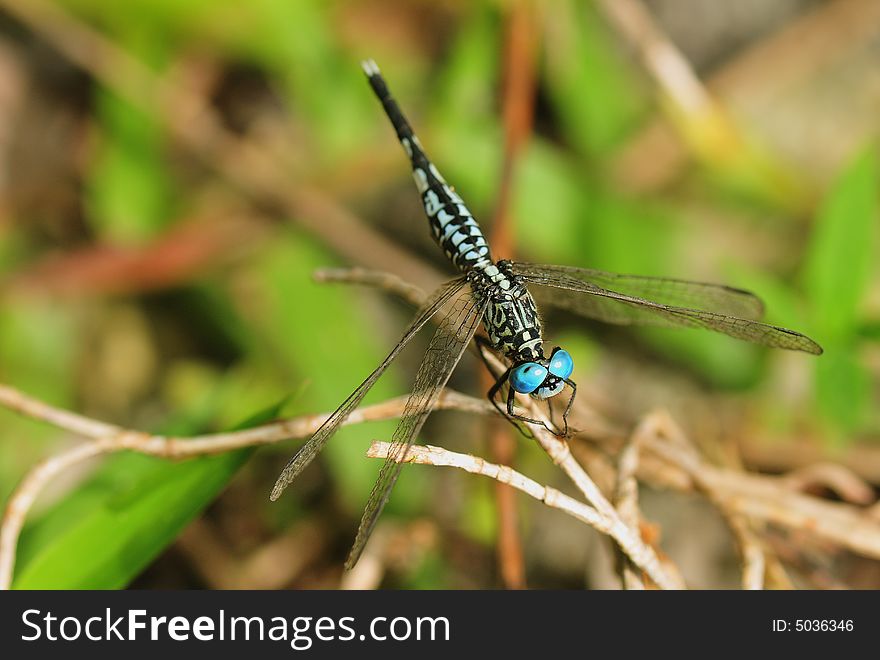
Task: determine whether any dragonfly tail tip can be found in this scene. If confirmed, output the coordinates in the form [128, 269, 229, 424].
[361, 58, 380, 77]
[268, 481, 285, 502]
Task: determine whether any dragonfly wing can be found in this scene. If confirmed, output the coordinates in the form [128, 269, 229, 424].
[269, 276, 469, 502]
[344, 284, 487, 569]
[514, 262, 765, 319]
[513, 262, 822, 354]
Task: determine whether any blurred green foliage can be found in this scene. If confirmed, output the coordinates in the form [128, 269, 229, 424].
[805, 149, 878, 436]
[87, 91, 175, 242]
[0, 0, 877, 588]
[13, 399, 290, 589]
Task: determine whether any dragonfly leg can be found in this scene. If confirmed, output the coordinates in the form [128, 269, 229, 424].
[478, 336, 533, 437]
[504, 386, 559, 437]
[487, 368, 533, 437]
[561, 378, 577, 437]
[547, 397, 557, 431]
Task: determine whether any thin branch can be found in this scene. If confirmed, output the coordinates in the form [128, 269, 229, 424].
[635, 410, 765, 589]
[0, 439, 113, 589]
[780, 462, 875, 505]
[614, 427, 646, 589]
[595, 0, 810, 211]
[741, 435, 880, 487]
[0, 384, 121, 439]
[0, 385, 493, 590]
[454, 352, 684, 590]
[367, 441, 686, 589]
[721, 506, 766, 590]
[313, 268, 427, 308]
[391, 351, 645, 579]
[367, 441, 608, 529]
[0, 384, 491, 454]
[492, 0, 538, 247]
[640, 429, 880, 561]
[609, 0, 879, 198]
[595, 0, 711, 117]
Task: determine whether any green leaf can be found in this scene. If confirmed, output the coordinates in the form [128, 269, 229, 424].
[12, 400, 287, 589]
[805, 148, 878, 340]
[543, 0, 647, 156]
[814, 347, 871, 438]
[432, 3, 500, 132]
[803, 147, 877, 433]
[86, 90, 174, 243]
[13, 452, 250, 589]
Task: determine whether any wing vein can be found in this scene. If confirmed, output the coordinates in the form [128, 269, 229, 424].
[512, 262, 821, 354]
[344, 284, 487, 568]
[269, 276, 469, 501]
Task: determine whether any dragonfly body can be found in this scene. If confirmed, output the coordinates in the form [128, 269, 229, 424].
[271, 60, 822, 570]
[364, 60, 554, 385]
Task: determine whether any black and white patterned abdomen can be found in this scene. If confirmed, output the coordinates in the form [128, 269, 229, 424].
[410, 157, 491, 272]
[362, 62, 492, 273]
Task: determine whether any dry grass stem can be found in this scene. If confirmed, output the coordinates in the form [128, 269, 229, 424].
[614, 426, 647, 589]
[366, 441, 677, 589]
[0, 384, 490, 589]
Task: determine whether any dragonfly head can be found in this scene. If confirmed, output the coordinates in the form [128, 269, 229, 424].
[509, 347, 574, 400]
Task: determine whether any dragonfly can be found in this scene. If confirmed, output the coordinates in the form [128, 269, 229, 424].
[271, 59, 823, 569]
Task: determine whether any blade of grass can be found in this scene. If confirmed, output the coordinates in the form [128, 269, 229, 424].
[12, 398, 288, 589]
[804, 147, 877, 434]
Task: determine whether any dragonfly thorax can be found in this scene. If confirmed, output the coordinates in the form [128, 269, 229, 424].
[470, 260, 544, 362]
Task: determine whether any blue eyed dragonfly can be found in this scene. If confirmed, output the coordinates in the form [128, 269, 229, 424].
[271, 60, 822, 569]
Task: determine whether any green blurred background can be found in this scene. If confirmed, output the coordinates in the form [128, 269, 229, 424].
[0, 0, 877, 589]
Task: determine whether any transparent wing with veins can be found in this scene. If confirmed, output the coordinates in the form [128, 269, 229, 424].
[521, 263, 765, 319]
[344, 285, 487, 569]
[270, 275, 469, 502]
[513, 262, 822, 354]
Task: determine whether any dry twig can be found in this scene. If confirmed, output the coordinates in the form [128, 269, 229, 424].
[614, 426, 647, 589]
[595, 0, 809, 211]
[631, 411, 766, 589]
[596, 0, 712, 117]
[367, 441, 679, 590]
[0, 385, 490, 589]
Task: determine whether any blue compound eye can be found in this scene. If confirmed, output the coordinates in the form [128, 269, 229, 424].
[548, 349, 573, 379]
[509, 362, 548, 394]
